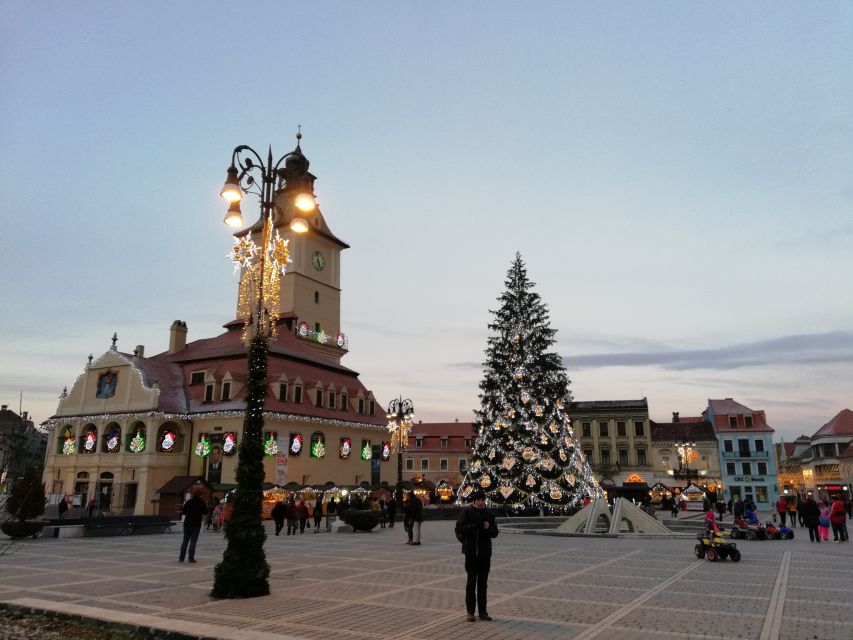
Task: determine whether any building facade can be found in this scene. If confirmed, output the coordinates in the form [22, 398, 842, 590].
[650, 414, 721, 500]
[779, 409, 853, 500]
[0, 406, 47, 491]
[403, 421, 475, 489]
[40, 143, 395, 516]
[569, 399, 652, 498]
[705, 398, 778, 507]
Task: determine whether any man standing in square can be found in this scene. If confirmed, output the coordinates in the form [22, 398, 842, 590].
[455, 490, 499, 622]
[179, 490, 208, 563]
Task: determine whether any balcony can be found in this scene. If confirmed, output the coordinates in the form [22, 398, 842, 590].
[722, 450, 769, 460]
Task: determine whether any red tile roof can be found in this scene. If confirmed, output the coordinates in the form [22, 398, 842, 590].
[705, 398, 774, 433]
[812, 409, 853, 438]
[146, 323, 385, 426]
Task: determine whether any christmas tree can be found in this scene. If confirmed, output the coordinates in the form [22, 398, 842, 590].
[458, 253, 601, 511]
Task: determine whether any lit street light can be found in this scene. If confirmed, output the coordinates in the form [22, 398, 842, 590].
[386, 397, 415, 492]
[212, 132, 316, 599]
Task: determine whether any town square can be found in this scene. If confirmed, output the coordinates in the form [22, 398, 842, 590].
[1, 3, 852, 639]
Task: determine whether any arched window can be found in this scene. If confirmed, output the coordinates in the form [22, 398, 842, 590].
[80, 425, 98, 454]
[156, 423, 182, 452]
[102, 423, 121, 453]
[127, 422, 146, 453]
[58, 425, 76, 455]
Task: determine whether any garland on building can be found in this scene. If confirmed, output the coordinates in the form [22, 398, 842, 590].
[457, 253, 601, 511]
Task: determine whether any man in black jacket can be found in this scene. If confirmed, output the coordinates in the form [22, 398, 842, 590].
[455, 490, 499, 622]
[179, 490, 208, 563]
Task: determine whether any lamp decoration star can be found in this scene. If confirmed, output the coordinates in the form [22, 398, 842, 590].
[268, 231, 291, 275]
[229, 236, 257, 270]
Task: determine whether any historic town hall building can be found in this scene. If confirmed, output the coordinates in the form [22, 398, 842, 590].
[41, 143, 392, 515]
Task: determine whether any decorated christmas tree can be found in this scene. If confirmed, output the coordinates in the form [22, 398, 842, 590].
[458, 253, 601, 511]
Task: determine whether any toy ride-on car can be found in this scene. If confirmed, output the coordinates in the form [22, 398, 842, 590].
[763, 521, 794, 540]
[695, 528, 741, 562]
[729, 517, 766, 541]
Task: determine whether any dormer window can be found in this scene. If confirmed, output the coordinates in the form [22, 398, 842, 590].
[204, 384, 214, 403]
[190, 371, 205, 386]
[293, 385, 303, 404]
[340, 393, 348, 411]
[328, 391, 336, 409]
[440, 438, 448, 448]
[315, 389, 323, 408]
[745, 415, 753, 428]
[729, 416, 738, 428]
[279, 383, 288, 402]
[416, 438, 423, 449]
[221, 382, 231, 401]
[369, 399, 375, 416]
[358, 398, 365, 414]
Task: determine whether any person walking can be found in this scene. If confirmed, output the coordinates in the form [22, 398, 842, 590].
[178, 490, 208, 563]
[285, 498, 298, 535]
[817, 501, 831, 542]
[830, 496, 849, 542]
[326, 497, 337, 532]
[788, 496, 799, 528]
[455, 490, 498, 623]
[211, 499, 224, 532]
[271, 500, 286, 536]
[387, 493, 397, 528]
[775, 496, 788, 527]
[733, 497, 745, 520]
[801, 496, 820, 543]
[57, 496, 69, 520]
[408, 490, 423, 545]
[298, 499, 309, 534]
[313, 496, 323, 533]
[378, 499, 387, 528]
[715, 500, 726, 522]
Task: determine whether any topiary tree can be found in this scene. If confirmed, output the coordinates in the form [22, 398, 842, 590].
[4, 467, 46, 522]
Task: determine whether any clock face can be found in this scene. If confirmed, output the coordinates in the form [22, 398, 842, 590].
[311, 250, 326, 271]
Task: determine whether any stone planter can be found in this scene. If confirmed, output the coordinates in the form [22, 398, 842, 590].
[1, 521, 45, 539]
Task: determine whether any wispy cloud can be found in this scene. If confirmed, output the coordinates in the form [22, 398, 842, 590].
[563, 331, 853, 371]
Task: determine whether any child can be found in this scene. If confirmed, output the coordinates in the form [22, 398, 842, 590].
[704, 510, 719, 535]
[817, 500, 831, 542]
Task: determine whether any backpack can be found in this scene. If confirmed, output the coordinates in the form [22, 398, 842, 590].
[455, 507, 471, 544]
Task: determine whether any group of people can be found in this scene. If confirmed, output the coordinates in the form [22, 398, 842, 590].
[796, 495, 849, 543]
[271, 496, 329, 535]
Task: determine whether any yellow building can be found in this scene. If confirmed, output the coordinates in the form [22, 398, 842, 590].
[41, 143, 393, 516]
[569, 399, 653, 498]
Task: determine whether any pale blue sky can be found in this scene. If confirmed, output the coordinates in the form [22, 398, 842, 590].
[1, 3, 851, 440]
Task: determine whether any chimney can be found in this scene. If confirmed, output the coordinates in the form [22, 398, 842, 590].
[672, 412, 680, 423]
[169, 320, 188, 353]
[455, 418, 459, 423]
[133, 345, 145, 362]
[1, 404, 7, 411]
[22, 411, 28, 421]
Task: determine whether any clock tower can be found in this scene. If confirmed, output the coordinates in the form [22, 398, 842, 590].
[234, 142, 349, 359]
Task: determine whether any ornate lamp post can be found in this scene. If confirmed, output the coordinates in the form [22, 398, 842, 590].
[677, 438, 697, 486]
[386, 397, 415, 488]
[212, 132, 316, 599]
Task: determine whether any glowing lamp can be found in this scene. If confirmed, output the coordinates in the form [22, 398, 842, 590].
[290, 217, 310, 233]
[223, 199, 243, 227]
[294, 192, 316, 212]
[220, 166, 242, 202]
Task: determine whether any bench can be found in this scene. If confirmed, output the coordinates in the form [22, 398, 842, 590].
[127, 515, 175, 534]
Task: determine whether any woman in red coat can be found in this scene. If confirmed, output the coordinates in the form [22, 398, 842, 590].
[829, 497, 849, 542]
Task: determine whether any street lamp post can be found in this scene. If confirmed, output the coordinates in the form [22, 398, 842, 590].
[677, 438, 697, 486]
[212, 133, 316, 599]
[386, 397, 415, 490]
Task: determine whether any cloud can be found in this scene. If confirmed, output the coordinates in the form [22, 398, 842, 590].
[562, 331, 853, 371]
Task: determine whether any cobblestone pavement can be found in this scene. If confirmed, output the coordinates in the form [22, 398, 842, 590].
[1, 519, 851, 640]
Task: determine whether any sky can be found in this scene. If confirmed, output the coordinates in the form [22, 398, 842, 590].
[1, 3, 851, 442]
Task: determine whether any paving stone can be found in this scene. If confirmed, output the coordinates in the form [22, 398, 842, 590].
[1, 519, 851, 640]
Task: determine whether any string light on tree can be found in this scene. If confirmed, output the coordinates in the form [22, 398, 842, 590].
[457, 253, 601, 511]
